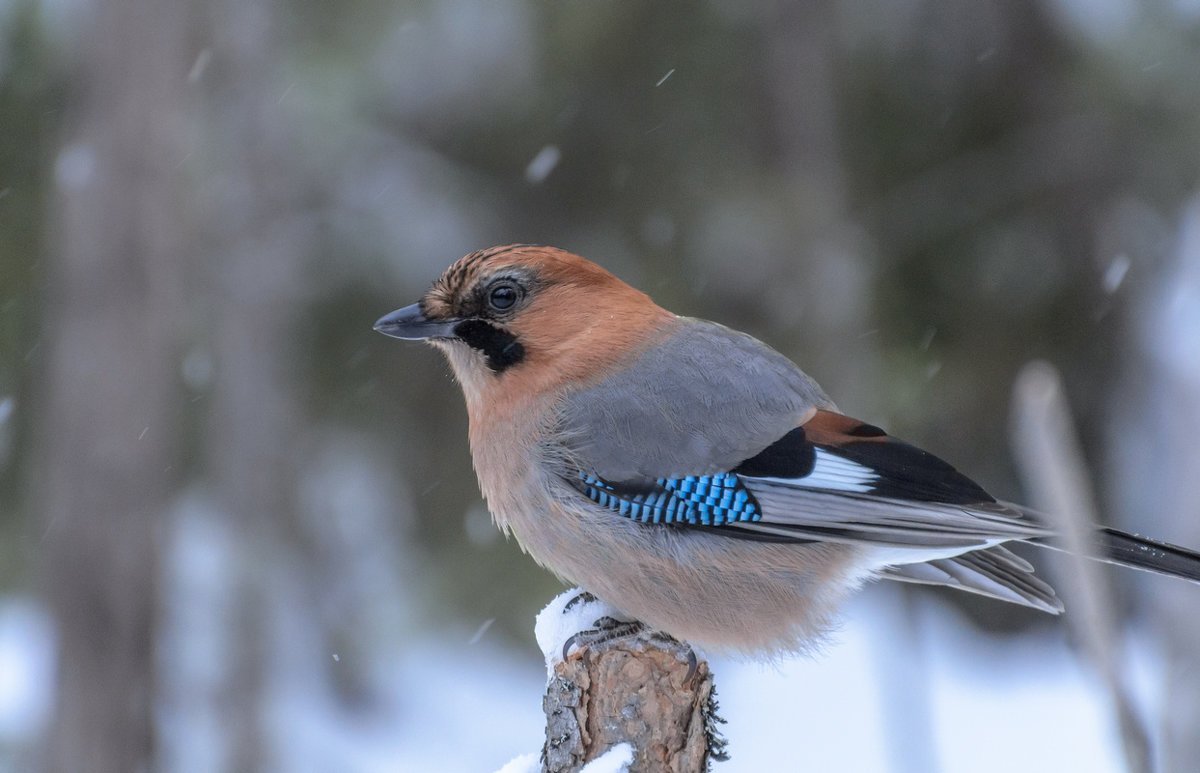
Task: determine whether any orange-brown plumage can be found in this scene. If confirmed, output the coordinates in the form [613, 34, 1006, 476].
[419, 244, 679, 424]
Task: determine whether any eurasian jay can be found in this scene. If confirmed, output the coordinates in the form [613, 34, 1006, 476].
[375, 244, 1200, 653]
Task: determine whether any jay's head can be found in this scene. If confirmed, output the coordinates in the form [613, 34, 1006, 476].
[376, 245, 675, 396]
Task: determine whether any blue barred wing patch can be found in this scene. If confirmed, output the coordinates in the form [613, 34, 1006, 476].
[577, 471, 762, 526]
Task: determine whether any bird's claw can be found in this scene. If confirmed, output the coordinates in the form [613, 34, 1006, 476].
[649, 631, 700, 685]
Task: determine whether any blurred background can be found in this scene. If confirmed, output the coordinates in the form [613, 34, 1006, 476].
[2, 0, 1199, 771]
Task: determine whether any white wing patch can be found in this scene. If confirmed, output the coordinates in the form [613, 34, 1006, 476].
[752, 448, 878, 493]
[858, 539, 1008, 568]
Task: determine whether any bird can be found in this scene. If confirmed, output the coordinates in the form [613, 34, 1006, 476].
[375, 244, 1200, 653]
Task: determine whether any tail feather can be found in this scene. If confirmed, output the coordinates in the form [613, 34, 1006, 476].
[1097, 527, 1200, 583]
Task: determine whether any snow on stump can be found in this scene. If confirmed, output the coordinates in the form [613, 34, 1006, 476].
[537, 590, 727, 773]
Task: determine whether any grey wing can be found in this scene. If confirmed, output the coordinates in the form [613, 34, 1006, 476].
[880, 546, 1064, 613]
[557, 318, 833, 480]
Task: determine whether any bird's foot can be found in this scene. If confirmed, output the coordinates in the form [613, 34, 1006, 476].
[557, 591, 699, 683]
[562, 616, 700, 684]
[562, 616, 646, 661]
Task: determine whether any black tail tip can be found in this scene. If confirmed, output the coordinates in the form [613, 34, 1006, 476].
[1099, 527, 1200, 584]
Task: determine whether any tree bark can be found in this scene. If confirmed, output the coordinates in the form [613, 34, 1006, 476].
[36, 1, 193, 771]
[542, 637, 724, 773]
[194, 1, 309, 768]
[1012, 362, 1151, 773]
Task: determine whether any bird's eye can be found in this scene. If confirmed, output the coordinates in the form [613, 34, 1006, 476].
[488, 282, 520, 311]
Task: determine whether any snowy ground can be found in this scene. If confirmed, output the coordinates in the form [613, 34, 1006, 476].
[494, 585, 1151, 773]
[0, 580, 1159, 773]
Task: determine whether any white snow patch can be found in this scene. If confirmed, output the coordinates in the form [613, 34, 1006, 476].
[581, 743, 634, 772]
[493, 752, 539, 773]
[534, 588, 627, 680]
[0, 598, 54, 742]
[497, 743, 633, 773]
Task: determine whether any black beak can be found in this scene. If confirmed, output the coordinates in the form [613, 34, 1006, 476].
[373, 303, 460, 340]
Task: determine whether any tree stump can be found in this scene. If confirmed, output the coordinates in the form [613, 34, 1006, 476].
[541, 634, 726, 773]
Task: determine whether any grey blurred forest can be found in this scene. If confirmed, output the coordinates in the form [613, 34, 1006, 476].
[2, 0, 1200, 771]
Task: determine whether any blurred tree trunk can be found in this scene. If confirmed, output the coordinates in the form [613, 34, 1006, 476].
[762, 0, 846, 207]
[759, 0, 881, 413]
[35, 1, 193, 771]
[1115, 198, 1200, 773]
[196, 1, 309, 769]
[760, 5, 933, 771]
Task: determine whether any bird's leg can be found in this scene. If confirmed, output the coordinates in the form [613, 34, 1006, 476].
[562, 616, 646, 661]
